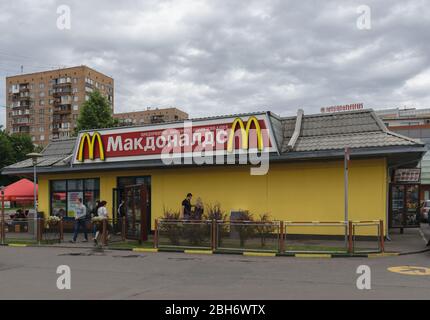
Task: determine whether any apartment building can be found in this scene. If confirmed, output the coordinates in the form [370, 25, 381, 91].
[6, 65, 114, 146]
[113, 107, 188, 126]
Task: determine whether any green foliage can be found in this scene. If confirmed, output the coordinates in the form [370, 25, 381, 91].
[161, 209, 182, 245]
[235, 210, 255, 247]
[204, 202, 227, 221]
[75, 90, 118, 134]
[255, 213, 275, 247]
[0, 127, 35, 186]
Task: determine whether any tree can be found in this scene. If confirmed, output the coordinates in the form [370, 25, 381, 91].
[0, 126, 35, 186]
[75, 90, 118, 134]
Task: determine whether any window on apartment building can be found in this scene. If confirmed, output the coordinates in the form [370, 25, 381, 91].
[73, 96, 78, 102]
[39, 100, 45, 106]
[73, 78, 78, 84]
[39, 127, 44, 132]
[31, 136, 36, 142]
[39, 92, 45, 98]
[39, 109, 44, 114]
[49, 99, 54, 105]
[73, 105, 78, 111]
[73, 88, 78, 93]
[40, 135, 45, 141]
[85, 95, 89, 101]
[39, 83, 45, 89]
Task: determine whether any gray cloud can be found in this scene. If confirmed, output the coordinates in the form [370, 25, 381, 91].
[1, 0, 430, 127]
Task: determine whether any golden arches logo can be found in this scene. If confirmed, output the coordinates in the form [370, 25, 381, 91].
[227, 116, 264, 152]
[77, 132, 105, 162]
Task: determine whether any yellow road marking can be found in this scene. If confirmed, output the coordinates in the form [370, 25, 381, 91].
[243, 252, 276, 257]
[387, 266, 430, 276]
[132, 248, 158, 253]
[368, 252, 399, 258]
[184, 250, 213, 255]
[295, 253, 331, 258]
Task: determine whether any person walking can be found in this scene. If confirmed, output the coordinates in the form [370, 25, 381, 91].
[70, 198, 88, 243]
[94, 201, 108, 246]
[90, 200, 100, 239]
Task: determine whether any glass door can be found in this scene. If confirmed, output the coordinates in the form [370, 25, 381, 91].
[390, 184, 420, 228]
[405, 185, 420, 227]
[391, 185, 404, 228]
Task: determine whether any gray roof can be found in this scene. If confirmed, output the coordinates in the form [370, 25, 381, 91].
[2, 109, 426, 174]
[280, 110, 421, 152]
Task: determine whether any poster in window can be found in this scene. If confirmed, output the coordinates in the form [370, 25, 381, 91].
[67, 191, 83, 218]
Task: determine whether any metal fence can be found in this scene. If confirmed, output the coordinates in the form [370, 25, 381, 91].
[216, 221, 281, 252]
[0, 217, 127, 246]
[1, 218, 37, 244]
[156, 220, 213, 250]
[283, 221, 349, 253]
[350, 220, 384, 254]
[155, 219, 385, 254]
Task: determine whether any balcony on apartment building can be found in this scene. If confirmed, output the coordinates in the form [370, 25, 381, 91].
[52, 87, 73, 97]
[150, 115, 167, 124]
[53, 104, 72, 115]
[12, 118, 31, 126]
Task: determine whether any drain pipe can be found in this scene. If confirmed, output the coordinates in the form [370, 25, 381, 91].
[285, 109, 304, 151]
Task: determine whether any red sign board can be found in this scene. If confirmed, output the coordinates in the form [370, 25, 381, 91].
[72, 114, 277, 164]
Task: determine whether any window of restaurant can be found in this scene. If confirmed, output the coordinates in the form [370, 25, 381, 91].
[50, 178, 100, 219]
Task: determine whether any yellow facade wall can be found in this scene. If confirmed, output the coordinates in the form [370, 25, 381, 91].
[37, 158, 387, 235]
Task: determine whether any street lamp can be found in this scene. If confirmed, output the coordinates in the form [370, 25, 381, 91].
[26, 152, 43, 242]
[1, 186, 5, 245]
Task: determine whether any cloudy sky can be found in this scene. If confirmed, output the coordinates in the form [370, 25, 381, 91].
[1, 0, 430, 127]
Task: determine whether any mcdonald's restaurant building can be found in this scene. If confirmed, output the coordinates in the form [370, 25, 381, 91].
[2, 109, 426, 236]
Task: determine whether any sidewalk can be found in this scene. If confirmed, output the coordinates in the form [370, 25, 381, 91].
[385, 223, 430, 254]
[3, 225, 430, 256]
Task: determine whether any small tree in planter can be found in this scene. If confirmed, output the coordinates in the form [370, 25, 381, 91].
[235, 210, 255, 248]
[255, 213, 275, 248]
[204, 202, 228, 247]
[162, 209, 182, 246]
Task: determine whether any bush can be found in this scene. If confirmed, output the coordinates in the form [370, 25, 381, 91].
[255, 213, 275, 247]
[204, 203, 228, 247]
[235, 210, 255, 247]
[161, 209, 182, 246]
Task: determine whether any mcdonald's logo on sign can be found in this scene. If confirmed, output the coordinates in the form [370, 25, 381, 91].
[77, 132, 105, 162]
[227, 116, 264, 152]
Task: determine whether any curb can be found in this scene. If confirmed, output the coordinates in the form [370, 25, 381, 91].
[0, 243, 414, 258]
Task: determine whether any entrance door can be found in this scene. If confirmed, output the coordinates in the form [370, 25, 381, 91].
[124, 184, 148, 242]
[390, 184, 420, 228]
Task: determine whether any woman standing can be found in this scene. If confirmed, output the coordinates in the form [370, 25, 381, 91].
[94, 201, 108, 246]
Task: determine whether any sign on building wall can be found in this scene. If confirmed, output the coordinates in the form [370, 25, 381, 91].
[72, 114, 278, 164]
[394, 168, 421, 183]
[321, 103, 364, 113]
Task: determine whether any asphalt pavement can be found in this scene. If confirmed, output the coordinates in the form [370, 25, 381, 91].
[0, 246, 429, 300]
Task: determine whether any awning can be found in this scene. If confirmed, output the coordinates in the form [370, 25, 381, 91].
[2, 178, 37, 201]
